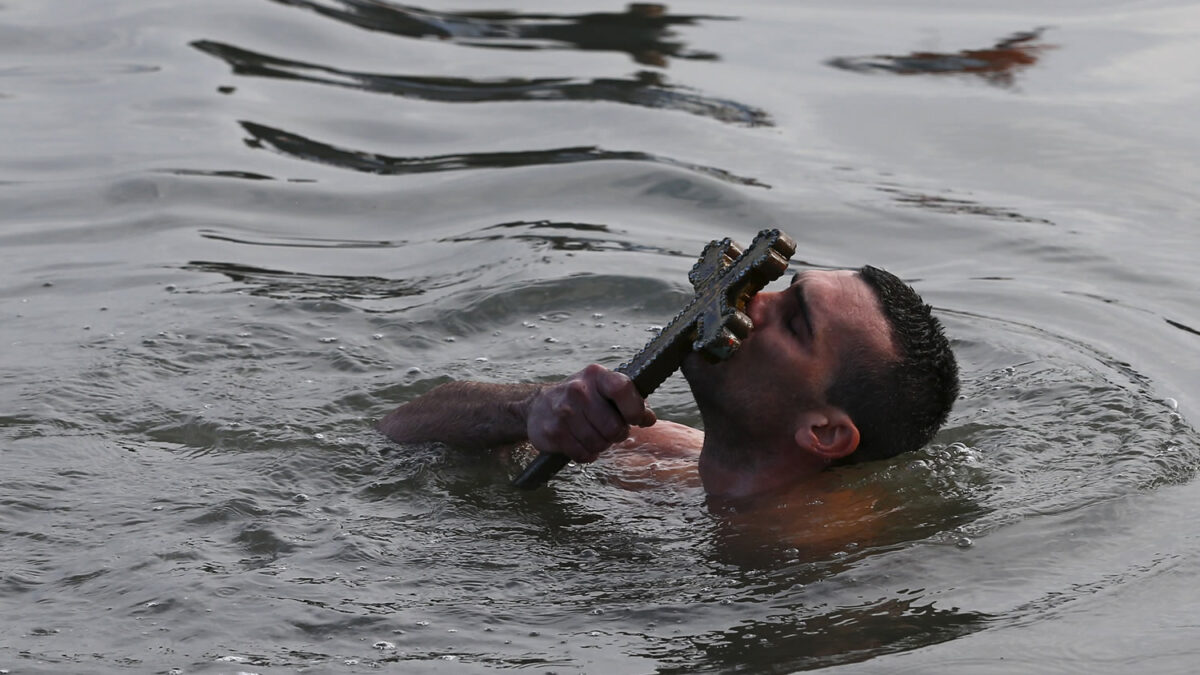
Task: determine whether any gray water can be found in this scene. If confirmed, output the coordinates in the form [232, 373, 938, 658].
[3, 1, 1200, 673]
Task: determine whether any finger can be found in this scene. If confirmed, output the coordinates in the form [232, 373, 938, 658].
[528, 422, 588, 464]
[556, 371, 627, 445]
[638, 406, 657, 428]
[564, 412, 611, 462]
[575, 385, 632, 444]
[595, 369, 650, 427]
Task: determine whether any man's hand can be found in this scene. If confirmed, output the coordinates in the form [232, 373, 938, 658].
[523, 364, 656, 463]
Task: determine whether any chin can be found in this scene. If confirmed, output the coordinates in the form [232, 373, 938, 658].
[681, 351, 722, 387]
[681, 351, 742, 417]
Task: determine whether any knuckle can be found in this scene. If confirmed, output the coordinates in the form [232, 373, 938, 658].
[564, 380, 589, 398]
[601, 419, 628, 442]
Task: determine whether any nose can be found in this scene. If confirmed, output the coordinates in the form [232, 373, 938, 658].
[746, 288, 782, 328]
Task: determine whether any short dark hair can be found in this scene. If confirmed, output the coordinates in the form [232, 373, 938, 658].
[827, 265, 959, 462]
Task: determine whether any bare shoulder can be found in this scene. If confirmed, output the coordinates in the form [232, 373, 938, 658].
[593, 421, 704, 489]
[624, 420, 704, 457]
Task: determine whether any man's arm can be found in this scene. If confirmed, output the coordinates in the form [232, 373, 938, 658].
[376, 364, 656, 463]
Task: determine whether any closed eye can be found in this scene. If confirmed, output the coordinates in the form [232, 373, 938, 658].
[792, 284, 812, 340]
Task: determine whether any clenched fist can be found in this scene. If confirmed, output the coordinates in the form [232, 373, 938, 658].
[524, 364, 657, 463]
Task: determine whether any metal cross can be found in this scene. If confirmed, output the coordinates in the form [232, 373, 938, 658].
[513, 229, 797, 489]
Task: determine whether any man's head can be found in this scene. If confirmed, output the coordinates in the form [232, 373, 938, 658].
[683, 265, 958, 476]
[827, 265, 959, 462]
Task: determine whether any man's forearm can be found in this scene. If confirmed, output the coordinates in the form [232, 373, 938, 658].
[376, 381, 545, 450]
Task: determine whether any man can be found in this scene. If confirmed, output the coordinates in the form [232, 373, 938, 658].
[378, 265, 959, 500]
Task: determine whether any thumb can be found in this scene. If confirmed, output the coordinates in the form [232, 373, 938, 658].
[638, 405, 657, 427]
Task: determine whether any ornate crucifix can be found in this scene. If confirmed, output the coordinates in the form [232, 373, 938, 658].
[513, 228, 797, 489]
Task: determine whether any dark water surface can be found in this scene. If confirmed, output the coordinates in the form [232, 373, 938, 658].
[4, 1, 1200, 672]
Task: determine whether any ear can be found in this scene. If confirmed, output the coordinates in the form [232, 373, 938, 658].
[793, 408, 860, 462]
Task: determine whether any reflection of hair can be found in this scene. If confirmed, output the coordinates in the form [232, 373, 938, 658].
[829, 266, 959, 462]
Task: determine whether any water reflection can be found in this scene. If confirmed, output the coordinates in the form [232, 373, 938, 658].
[443, 219, 686, 255]
[649, 596, 989, 673]
[1166, 318, 1200, 338]
[184, 260, 425, 300]
[192, 40, 770, 126]
[878, 186, 1055, 225]
[266, 1, 727, 66]
[827, 28, 1053, 87]
[239, 120, 768, 186]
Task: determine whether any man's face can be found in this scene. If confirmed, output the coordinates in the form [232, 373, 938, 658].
[682, 269, 897, 440]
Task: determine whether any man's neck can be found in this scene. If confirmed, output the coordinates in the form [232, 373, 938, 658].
[697, 439, 827, 500]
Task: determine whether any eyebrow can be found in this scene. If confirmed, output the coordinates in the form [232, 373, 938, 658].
[792, 275, 814, 338]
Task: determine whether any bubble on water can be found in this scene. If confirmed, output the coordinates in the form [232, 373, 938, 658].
[647, 325, 663, 333]
[522, 321, 538, 329]
[594, 323, 606, 328]
[372, 333, 384, 340]
[237, 332, 250, 338]
[610, 344, 622, 350]
[588, 630, 602, 637]
[1165, 397, 1179, 411]
[314, 433, 325, 440]
[475, 357, 489, 362]
[293, 494, 309, 503]
[406, 367, 421, 375]
[373, 641, 395, 650]
[416, 620, 430, 627]
[444, 336, 456, 342]
[592, 312, 604, 319]
[955, 536, 974, 549]
[440, 655, 457, 661]
[544, 337, 558, 343]
[164, 284, 177, 292]
[344, 659, 359, 666]
[319, 337, 338, 344]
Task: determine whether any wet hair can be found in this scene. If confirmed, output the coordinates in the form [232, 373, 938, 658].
[828, 265, 959, 462]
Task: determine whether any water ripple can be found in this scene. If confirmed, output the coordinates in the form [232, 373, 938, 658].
[192, 39, 771, 126]
[183, 260, 426, 301]
[266, 0, 729, 66]
[239, 120, 769, 186]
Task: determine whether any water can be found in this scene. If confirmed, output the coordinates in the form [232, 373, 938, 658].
[3, 0, 1200, 672]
